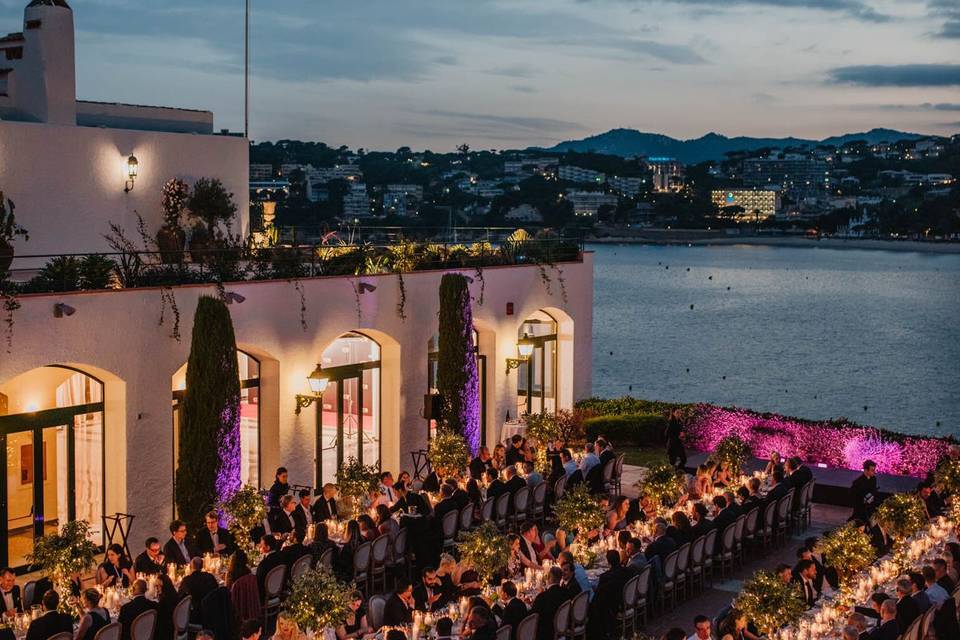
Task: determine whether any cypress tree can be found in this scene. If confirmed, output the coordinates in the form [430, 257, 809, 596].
[175, 295, 242, 531]
[437, 274, 481, 454]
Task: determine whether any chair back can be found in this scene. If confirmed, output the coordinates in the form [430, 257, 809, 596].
[690, 535, 705, 565]
[570, 590, 589, 625]
[514, 486, 530, 514]
[763, 501, 776, 528]
[22, 581, 36, 609]
[532, 481, 547, 509]
[601, 458, 615, 483]
[777, 493, 792, 520]
[553, 599, 571, 635]
[553, 475, 566, 500]
[442, 510, 459, 538]
[734, 514, 746, 542]
[229, 573, 261, 623]
[496, 625, 512, 640]
[636, 565, 651, 600]
[902, 612, 922, 640]
[265, 564, 286, 597]
[676, 542, 691, 572]
[353, 541, 372, 575]
[93, 622, 121, 640]
[622, 575, 639, 610]
[614, 454, 625, 480]
[516, 613, 539, 640]
[722, 523, 736, 552]
[367, 594, 386, 631]
[745, 508, 759, 535]
[172, 596, 192, 634]
[290, 554, 313, 581]
[371, 534, 390, 565]
[131, 609, 157, 640]
[393, 528, 408, 559]
[495, 493, 511, 520]
[459, 504, 473, 531]
[48, 634, 73, 640]
[662, 550, 679, 581]
[918, 605, 935, 639]
[481, 498, 495, 522]
[704, 528, 717, 557]
[318, 547, 334, 569]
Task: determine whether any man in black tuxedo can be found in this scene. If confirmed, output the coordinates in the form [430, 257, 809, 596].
[532, 566, 571, 640]
[589, 551, 636, 640]
[485, 468, 506, 501]
[919, 482, 945, 518]
[689, 503, 714, 540]
[597, 438, 616, 466]
[117, 579, 159, 640]
[412, 567, 452, 613]
[711, 495, 738, 552]
[850, 460, 879, 523]
[470, 447, 492, 480]
[382, 579, 415, 627]
[312, 483, 339, 522]
[493, 580, 528, 639]
[766, 469, 790, 507]
[870, 599, 900, 640]
[254, 536, 284, 600]
[196, 511, 237, 556]
[390, 481, 430, 516]
[179, 557, 219, 623]
[644, 522, 677, 564]
[844, 612, 871, 640]
[0, 568, 21, 617]
[269, 495, 300, 538]
[505, 435, 525, 467]
[934, 558, 956, 593]
[786, 457, 813, 488]
[793, 559, 821, 608]
[894, 578, 920, 634]
[278, 531, 311, 568]
[432, 485, 459, 527]
[445, 478, 471, 511]
[134, 537, 167, 575]
[292, 489, 313, 534]
[503, 466, 526, 512]
[792, 548, 826, 594]
[163, 520, 195, 566]
[25, 590, 73, 640]
[722, 490, 743, 518]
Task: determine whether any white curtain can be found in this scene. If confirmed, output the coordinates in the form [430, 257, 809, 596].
[56, 373, 103, 540]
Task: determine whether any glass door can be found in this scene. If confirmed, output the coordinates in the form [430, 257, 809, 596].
[5, 430, 35, 568]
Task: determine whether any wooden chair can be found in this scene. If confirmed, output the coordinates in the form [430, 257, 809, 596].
[318, 547, 334, 570]
[93, 622, 121, 640]
[568, 590, 589, 640]
[459, 503, 474, 533]
[391, 528, 409, 580]
[48, 634, 73, 640]
[131, 609, 158, 640]
[22, 581, 37, 610]
[675, 542, 691, 601]
[634, 565, 651, 628]
[367, 594, 386, 631]
[613, 454, 625, 495]
[370, 534, 391, 593]
[480, 498, 495, 524]
[441, 510, 460, 552]
[552, 599, 571, 640]
[660, 549, 679, 611]
[290, 554, 313, 582]
[172, 596, 192, 640]
[352, 541, 372, 594]
[616, 575, 639, 637]
[798, 482, 815, 532]
[601, 458, 616, 495]
[719, 523, 737, 578]
[742, 508, 760, 557]
[760, 500, 777, 549]
[516, 613, 539, 640]
[775, 492, 793, 546]
[733, 514, 747, 568]
[510, 486, 531, 530]
[262, 564, 286, 629]
[689, 535, 706, 594]
[496, 625, 512, 640]
[494, 493, 511, 532]
[702, 528, 718, 585]
[530, 481, 548, 524]
[552, 475, 566, 503]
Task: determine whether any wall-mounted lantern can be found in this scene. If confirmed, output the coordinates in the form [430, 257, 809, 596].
[505, 335, 535, 374]
[295, 364, 329, 414]
[123, 155, 139, 193]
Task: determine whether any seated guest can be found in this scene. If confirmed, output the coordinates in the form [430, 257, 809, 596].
[597, 438, 615, 466]
[625, 538, 648, 572]
[163, 520, 195, 566]
[382, 578, 415, 627]
[414, 567, 452, 613]
[919, 482, 945, 519]
[357, 514, 378, 541]
[379, 471, 397, 504]
[25, 590, 73, 640]
[776, 563, 793, 586]
[557, 551, 593, 599]
[532, 567, 569, 640]
[793, 547, 826, 594]
[465, 607, 497, 640]
[933, 558, 956, 593]
[922, 566, 949, 608]
[255, 535, 284, 599]
[522, 461, 543, 487]
[690, 614, 713, 640]
[446, 478, 471, 511]
[794, 559, 821, 608]
[589, 551, 635, 639]
[179, 557, 219, 623]
[313, 483, 340, 521]
[867, 521, 893, 556]
[493, 580, 527, 638]
[375, 504, 399, 542]
[270, 495, 299, 538]
[267, 467, 290, 510]
[559, 561, 582, 597]
[76, 589, 111, 640]
[492, 444, 507, 471]
[764, 451, 783, 476]
[908, 572, 931, 614]
[503, 465, 526, 500]
[714, 462, 734, 487]
[506, 435, 525, 467]
[334, 521, 363, 582]
[240, 619, 262, 640]
[97, 543, 134, 588]
[225, 549, 251, 588]
[711, 496, 738, 551]
[485, 468, 506, 501]
[668, 511, 693, 545]
[117, 580, 159, 640]
[561, 449, 577, 478]
[133, 537, 166, 575]
[786, 457, 813, 490]
[723, 490, 742, 518]
[196, 510, 237, 556]
[279, 530, 311, 568]
[470, 446, 492, 480]
[845, 612, 870, 640]
[580, 443, 600, 476]
[293, 489, 314, 532]
[690, 502, 714, 540]
[433, 484, 459, 524]
[871, 599, 899, 640]
[390, 480, 430, 516]
[605, 496, 630, 533]
[894, 578, 920, 634]
[645, 522, 677, 564]
[337, 590, 369, 640]
[518, 521, 542, 570]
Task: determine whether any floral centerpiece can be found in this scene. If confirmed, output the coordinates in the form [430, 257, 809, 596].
[219, 484, 266, 560]
[27, 520, 99, 613]
[336, 456, 381, 518]
[815, 523, 876, 588]
[286, 567, 353, 638]
[428, 429, 470, 480]
[713, 434, 752, 476]
[874, 493, 927, 542]
[934, 459, 960, 496]
[634, 463, 684, 509]
[458, 523, 511, 584]
[733, 569, 806, 636]
[554, 484, 606, 538]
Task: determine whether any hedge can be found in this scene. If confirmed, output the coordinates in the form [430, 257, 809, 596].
[584, 413, 669, 447]
[576, 396, 689, 417]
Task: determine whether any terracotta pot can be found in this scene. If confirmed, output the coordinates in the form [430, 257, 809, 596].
[156, 225, 186, 264]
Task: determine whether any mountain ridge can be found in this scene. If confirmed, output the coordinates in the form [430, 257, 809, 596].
[539, 127, 930, 163]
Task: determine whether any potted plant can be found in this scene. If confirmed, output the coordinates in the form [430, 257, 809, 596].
[0, 191, 28, 274]
[187, 178, 238, 263]
[27, 520, 99, 613]
[157, 179, 189, 263]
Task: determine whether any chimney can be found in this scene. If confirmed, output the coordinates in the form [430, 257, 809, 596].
[18, 0, 76, 125]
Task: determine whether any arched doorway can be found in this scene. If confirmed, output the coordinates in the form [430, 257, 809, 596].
[516, 310, 559, 416]
[0, 366, 105, 571]
[315, 332, 382, 486]
[427, 329, 488, 445]
[172, 351, 262, 498]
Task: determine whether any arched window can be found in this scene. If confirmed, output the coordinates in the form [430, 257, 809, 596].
[315, 332, 381, 486]
[0, 366, 104, 571]
[517, 310, 558, 416]
[172, 351, 261, 492]
[427, 330, 487, 445]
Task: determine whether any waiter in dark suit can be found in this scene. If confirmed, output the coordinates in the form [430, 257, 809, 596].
[0, 568, 22, 617]
[162, 520, 195, 567]
[196, 511, 237, 556]
[116, 580, 159, 640]
[313, 484, 339, 521]
[851, 460, 879, 523]
[25, 591, 73, 640]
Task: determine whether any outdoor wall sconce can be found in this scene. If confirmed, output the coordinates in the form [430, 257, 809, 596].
[123, 154, 139, 193]
[223, 291, 246, 304]
[505, 338, 535, 374]
[295, 364, 329, 414]
[53, 302, 76, 317]
[358, 282, 377, 294]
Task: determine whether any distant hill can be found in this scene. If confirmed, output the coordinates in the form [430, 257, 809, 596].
[541, 127, 928, 163]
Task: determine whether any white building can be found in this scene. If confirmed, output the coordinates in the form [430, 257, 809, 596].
[607, 175, 644, 197]
[710, 189, 781, 220]
[558, 165, 605, 185]
[566, 190, 618, 217]
[504, 157, 559, 178]
[0, 0, 248, 257]
[504, 204, 543, 223]
[342, 183, 373, 219]
[249, 164, 274, 181]
[647, 158, 684, 192]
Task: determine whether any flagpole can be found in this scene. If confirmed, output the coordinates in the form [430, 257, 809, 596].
[244, 0, 250, 138]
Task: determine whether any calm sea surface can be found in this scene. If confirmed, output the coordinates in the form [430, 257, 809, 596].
[590, 243, 960, 438]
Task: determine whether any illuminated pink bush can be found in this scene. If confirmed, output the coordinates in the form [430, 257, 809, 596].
[684, 404, 951, 478]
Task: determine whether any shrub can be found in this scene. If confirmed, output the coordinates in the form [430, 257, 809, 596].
[584, 413, 668, 446]
[576, 396, 689, 417]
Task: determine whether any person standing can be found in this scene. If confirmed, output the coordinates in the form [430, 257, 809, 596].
[665, 409, 687, 471]
[850, 460, 879, 523]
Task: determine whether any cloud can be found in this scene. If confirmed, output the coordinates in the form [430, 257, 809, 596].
[509, 84, 539, 94]
[876, 103, 960, 111]
[928, 0, 960, 39]
[486, 65, 537, 79]
[827, 64, 960, 87]
[611, 39, 707, 64]
[619, 0, 890, 22]
[416, 109, 585, 134]
[753, 92, 780, 104]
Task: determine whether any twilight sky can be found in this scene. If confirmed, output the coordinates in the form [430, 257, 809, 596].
[2, 0, 958, 150]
